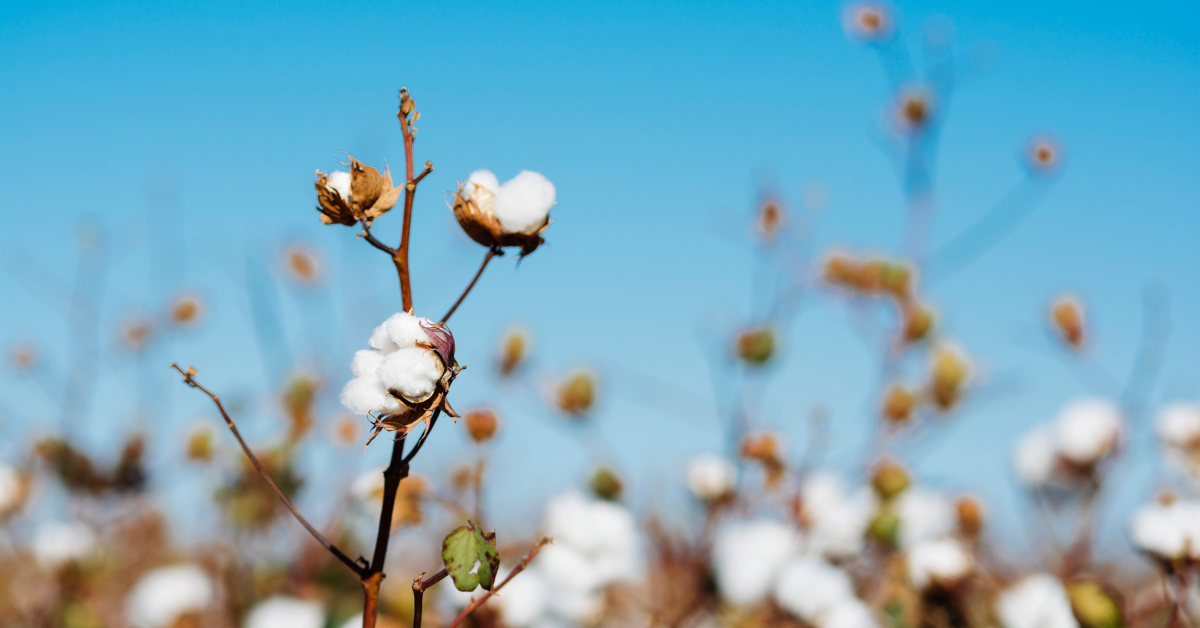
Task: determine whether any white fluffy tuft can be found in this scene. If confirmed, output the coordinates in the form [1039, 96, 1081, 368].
[377, 347, 443, 403]
[465, 169, 501, 201]
[1053, 399, 1122, 464]
[326, 170, 352, 201]
[125, 564, 215, 628]
[1157, 403, 1200, 448]
[1129, 499, 1200, 560]
[772, 556, 855, 621]
[906, 538, 973, 589]
[712, 519, 799, 606]
[33, 521, 96, 568]
[685, 455, 738, 501]
[1014, 425, 1059, 487]
[894, 488, 955, 550]
[493, 170, 556, 234]
[996, 574, 1080, 628]
[244, 597, 325, 628]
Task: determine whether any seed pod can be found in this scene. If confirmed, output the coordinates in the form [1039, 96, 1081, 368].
[882, 385, 916, 424]
[902, 303, 934, 343]
[930, 345, 969, 410]
[955, 495, 984, 537]
[590, 467, 623, 501]
[871, 460, 911, 501]
[736, 327, 776, 366]
[1050, 296, 1085, 349]
[465, 409, 500, 443]
[557, 371, 596, 416]
[497, 328, 528, 377]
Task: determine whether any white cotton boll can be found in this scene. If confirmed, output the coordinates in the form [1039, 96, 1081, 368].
[381, 312, 436, 349]
[350, 349, 386, 378]
[801, 472, 877, 559]
[126, 564, 215, 628]
[1053, 399, 1122, 465]
[467, 169, 501, 198]
[772, 556, 855, 621]
[537, 544, 601, 593]
[997, 574, 1080, 628]
[823, 600, 879, 628]
[894, 488, 955, 550]
[1014, 425, 1058, 487]
[712, 519, 800, 606]
[377, 347, 443, 403]
[339, 373, 401, 416]
[686, 455, 738, 501]
[906, 538, 973, 590]
[491, 565, 549, 627]
[1128, 500, 1200, 560]
[541, 491, 641, 587]
[33, 521, 96, 568]
[243, 597, 325, 628]
[494, 170, 556, 234]
[326, 171, 352, 201]
[544, 584, 604, 623]
[1157, 403, 1200, 448]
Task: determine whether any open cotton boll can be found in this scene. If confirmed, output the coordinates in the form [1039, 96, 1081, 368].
[801, 472, 877, 559]
[1053, 399, 1122, 464]
[541, 491, 641, 586]
[126, 564, 215, 628]
[490, 566, 550, 627]
[33, 521, 96, 568]
[772, 556, 855, 621]
[1014, 425, 1058, 487]
[823, 600, 879, 628]
[997, 574, 1080, 628]
[377, 347, 443, 403]
[1157, 403, 1200, 448]
[494, 170, 556, 234]
[339, 372, 401, 415]
[906, 538, 972, 589]
[712, 519, 800, 606]
[326, 170, 352, 201]
[243, 597, 325, 628]
[894, 488, 955, 549]
[1129, 500, 1200, 560]
[369, 312, 435, 353]
[350, 349, 386, 378]
[466, 169, 501, 200]
[686, 454, 738, 501]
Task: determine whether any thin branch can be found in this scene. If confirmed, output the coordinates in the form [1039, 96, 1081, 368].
[394, 88, 419, 314]
[360, 222, 396, 256]
[169, 363, 368, 577]
[447, 538, 551, 628]
[412, 569, 449, 628]
[414, 161, 433, 185]
[402, 411, 441, 465]
[441, 246, 501, 324]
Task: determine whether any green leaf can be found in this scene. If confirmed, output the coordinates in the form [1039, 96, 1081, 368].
[441, 521, 500, 592]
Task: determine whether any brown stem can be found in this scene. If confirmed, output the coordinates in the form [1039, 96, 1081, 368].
[360, 222, 396, 256]
[414, 161, 433, 185]
[360, 433, 409, 628]
[446, 538, 551, 628]
[441, 246, 501, 324]
[394, 89, 419, 314]
[169, 364, 368, 577]
[412, 569, 449, 628]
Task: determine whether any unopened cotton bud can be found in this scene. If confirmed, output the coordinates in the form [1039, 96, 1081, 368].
[186, 425, 214, 462]
[557, 371, 596, 416]
[9, 342, 37, 370]
[740, 433, 785, 487]
[1066, 581, 1123, 628]
[844, 2, 892, 42]
[895, 88, 934, 133]
[955, 495, 984, 537]
[930, 345, 969, 410]
[1026, 136, 1062, 175]
[285, 246, 320, 284]
[464, 409, 499, 443]
[871, 460, 911, 500]
[736, 326, 776, 366]
[497, 327, 528, 376]
[170, 294, 203, 326]
[902, 303, 934, 343]
[1051, 296, 1085, 348]
[882, 385, 916, 424]
[755, 200, 786, 242]
[589, 467, 623, 501]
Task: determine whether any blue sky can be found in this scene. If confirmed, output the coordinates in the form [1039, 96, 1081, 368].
[1, 0, 1198, 557]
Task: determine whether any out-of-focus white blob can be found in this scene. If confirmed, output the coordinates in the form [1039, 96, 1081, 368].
[243, 596, 325, 628]
[894, 488, 955, 549]
[906, 538, 973, 590]
[712, 519, 800, 606]
[800, 471, 876, 559]
[685, 455, 738, 501]
[1129, 499, 1200, 561]
[996, 574, 1080, 628]
[1014, 425, 1059, 488]
[126, 564, 215, 628]
[772, 556, 854, 622]
[33, 521, 96, 568]
[1053, 399, 1122, 465]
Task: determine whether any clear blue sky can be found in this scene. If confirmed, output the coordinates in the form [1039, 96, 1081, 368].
[1, 0, 1197, 557]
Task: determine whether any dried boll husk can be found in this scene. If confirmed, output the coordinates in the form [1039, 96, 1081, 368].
[451, 181, 548, 257]
[314, 156, 402, 226]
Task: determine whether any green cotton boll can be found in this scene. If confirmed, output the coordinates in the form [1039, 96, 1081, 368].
[442, 521, 500, 592]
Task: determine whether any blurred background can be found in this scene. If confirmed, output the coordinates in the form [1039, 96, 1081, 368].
[1, 1, 1198, 623]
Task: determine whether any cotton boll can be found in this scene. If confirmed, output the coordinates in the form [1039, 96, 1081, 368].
[243, 597, 325, 628]
[996, 574, 1080, 628]
[125, 564, 215, 628]
[467, 169, 501, 198]
[541, 491, 641, 587]
[326, 171, 352, 201]
[537, 544, 602, 593]
[823, 600, 880, 628]
[543, 584, 604, 624]
[494, 171, 556, 234]
[1157, 403, 1200, 448]
[350, 349, 386, 378]
[381, 312, 436, 349]
[712, 519, 800, 606]
[772, 556, 855, 621]
[894, 488, 955, 550]
[800, 472, 876, 559]
[377, 347, 443, 403]
[339, 373, 400, 416]
[1014, 426, 1058, 488]
[1053, 399, 1122, 465]
[1128, 500, 1200, 560]
[906, 538, 973, 589]
[686, 455, 738, 501]
[33, 521, 96, 568]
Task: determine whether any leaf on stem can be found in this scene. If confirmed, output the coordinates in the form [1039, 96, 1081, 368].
[441, 521, 500, 592]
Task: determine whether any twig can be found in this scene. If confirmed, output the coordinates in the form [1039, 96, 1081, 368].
[402, 412, 441, 465]
[169, 363, 368, 577]
[360, 221, 397, 256]
[393, 87, 419, 314]
[412, 569, 449, 628]
[414, 161, 433, 185]
[446, 538, 551, 628]
[441, 246, 501, 324]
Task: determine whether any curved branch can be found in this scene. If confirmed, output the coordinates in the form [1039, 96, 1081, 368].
[170, 364, 368, 577]
[441, 246, 501, 324]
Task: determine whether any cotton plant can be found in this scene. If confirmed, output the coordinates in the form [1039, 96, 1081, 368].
[452, 169, 557, 257]
[1013, 399, 1124, 491]
[711, 519, 801, 606]
[773, 556, 877, 628]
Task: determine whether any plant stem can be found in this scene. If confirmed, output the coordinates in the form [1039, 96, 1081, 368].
[441, 246, 500, 324]
[412, 569, 448, 628]
[170, 364, 367, 577]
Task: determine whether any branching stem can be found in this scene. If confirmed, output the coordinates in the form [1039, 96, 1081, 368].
[441, 246, 501, 324]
